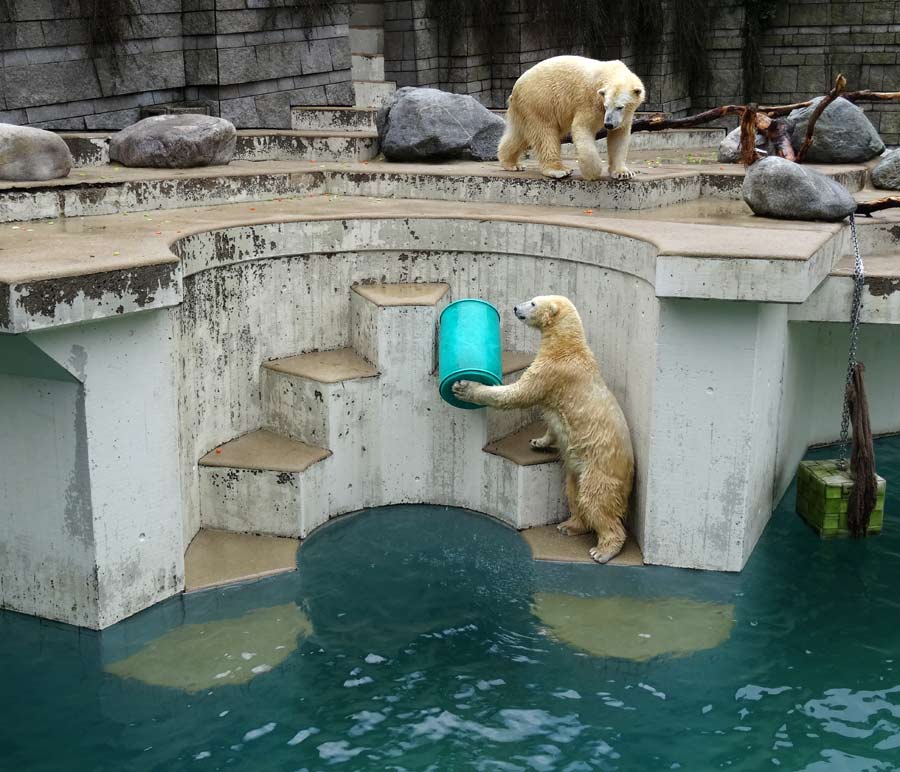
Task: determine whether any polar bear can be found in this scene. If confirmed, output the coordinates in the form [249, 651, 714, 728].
[452, 296, 634, 563]
[498, 56, 645, 181]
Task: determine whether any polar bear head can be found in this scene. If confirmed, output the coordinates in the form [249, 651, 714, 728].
[513, 295, 581, 332]
[598, 74, 646, 131]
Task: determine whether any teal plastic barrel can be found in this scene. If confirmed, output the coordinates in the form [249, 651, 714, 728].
[439, 298, 502, 409]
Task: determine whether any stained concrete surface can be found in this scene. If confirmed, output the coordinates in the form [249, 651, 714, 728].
[184, 528, 300, 592]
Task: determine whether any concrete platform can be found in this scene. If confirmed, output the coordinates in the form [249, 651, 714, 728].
[522, 526, 644, 567]
[484, 422, 560, 466]
[263, 349, 378, 383]
[351, 281, 450, 306]
[199, 429, 330, 473]
[184, 528, 299, 592]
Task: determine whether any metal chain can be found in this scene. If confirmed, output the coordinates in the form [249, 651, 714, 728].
[837, 213, 865, 470]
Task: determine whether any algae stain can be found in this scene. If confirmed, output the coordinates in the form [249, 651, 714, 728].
[104, 603, 313, 692]
[532, 592, 734, 662]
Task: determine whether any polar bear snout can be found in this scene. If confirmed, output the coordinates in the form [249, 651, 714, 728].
[604, 108, 623, 131]
[514, 300, 536, 321]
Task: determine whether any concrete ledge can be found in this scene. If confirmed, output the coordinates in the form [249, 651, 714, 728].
[184, 529, 298, 592]
[351, 281, 450, 306]
[200, 429, 330, 473]
[484, 422, 560, 466]
[263, 348, 378, 383]
[522, 526, 644, 566]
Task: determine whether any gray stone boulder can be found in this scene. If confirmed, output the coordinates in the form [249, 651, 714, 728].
[109, 114, 236, 168]
[871, 148, 900, 190]
[742, 156, 857, 222]
[0, 124, 73, 181]
[786, 97, 885, 163]
[717, 126, 771, 163]
[376, 87, 506, 162]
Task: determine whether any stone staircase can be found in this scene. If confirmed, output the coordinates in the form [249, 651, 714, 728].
[197, 282, 565, 540]
[349, 1, 396, 108]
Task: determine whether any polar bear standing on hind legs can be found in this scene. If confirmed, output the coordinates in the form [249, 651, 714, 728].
[498, 56, 645, 180]
[453, 296, 635, 564]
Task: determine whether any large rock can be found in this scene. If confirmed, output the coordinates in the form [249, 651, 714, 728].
[376, 87, 506, 162]
[717, 126, 770, 163]
[786, 97, 885, 163]
[742, 156, 857, 222]
[0, 123, 73, 181]
[109, 114, 236, 168]
[871, 148, 900, 190]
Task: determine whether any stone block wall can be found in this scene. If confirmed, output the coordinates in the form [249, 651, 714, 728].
[757, 1, 900, 143]
[384, 0, 898, 142]
[0, 0, 352, 130]
[0, 0, 897, 139]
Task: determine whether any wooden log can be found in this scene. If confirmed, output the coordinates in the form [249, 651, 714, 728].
[587, 86, 900, 142]
[855, 197, 900, 217]
[739, 104, 758, 165]
[797, 74, 847, 163]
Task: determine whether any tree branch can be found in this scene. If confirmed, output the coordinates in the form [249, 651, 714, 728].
[855, 197, 900, 217]
[797, 73, 847, 163]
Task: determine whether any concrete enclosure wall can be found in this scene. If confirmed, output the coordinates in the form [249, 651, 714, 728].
[174, 218, 660, 549]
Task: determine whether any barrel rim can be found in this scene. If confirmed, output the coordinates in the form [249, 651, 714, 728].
[439, 297, 500, 322]
[439, 368, 503, 409]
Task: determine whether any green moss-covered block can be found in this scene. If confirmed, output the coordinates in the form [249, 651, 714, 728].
[796, 459, 886, 538]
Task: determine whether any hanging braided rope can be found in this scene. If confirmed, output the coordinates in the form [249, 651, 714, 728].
[838, 214, 878, 537]
[837, 214, 865, 469]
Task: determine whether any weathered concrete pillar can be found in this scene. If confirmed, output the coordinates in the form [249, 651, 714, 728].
[642, 300, 789, 571]
[0, 311, 183, 629]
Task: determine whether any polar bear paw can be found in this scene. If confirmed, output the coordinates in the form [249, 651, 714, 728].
[541, 167, 572, 179]
[530, 436, 555, 450]
[589, 545, 624, 564]
[452, 380, 478, 402]
[610, 167, 637, 180]
[501, 163, 526, 172]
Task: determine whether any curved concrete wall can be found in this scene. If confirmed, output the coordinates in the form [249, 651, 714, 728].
[173, 219, 660, 549]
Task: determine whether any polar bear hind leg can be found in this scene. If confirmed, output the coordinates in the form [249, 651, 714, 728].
[498, 117, 528, 172]
[579, 471, 628, 563]
[558, 472, 592, 536]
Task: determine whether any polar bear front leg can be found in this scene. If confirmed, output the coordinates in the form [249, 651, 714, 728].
[607, 112, 636, 180]
[570, 117, 604, 181]
[452, 378, 542, 410]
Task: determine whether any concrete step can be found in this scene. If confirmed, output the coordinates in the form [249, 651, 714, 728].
[352, 53, 385, 82]
[482, 421, 567, 528]
[233, 130, 379, 162]
[291, 106, 377, 132]
[354, 80, 396, 108]
[261, 348, 379, 448]
[198, 429, 329, 537]
[184, 528, 299, 592]
[349, 26, 383, 55]
[61, 129, 380, 167]
[351, 282, 450, 375]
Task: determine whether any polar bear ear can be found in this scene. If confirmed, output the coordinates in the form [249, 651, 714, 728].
[597, 88, 607, 101]
[547, 301, 559, 317]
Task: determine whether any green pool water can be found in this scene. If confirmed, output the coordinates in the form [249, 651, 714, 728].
[3, 438, 900, 771]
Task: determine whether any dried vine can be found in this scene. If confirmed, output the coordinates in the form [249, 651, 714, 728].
[742, 0, 778, 101]
[82, 0, 127, 58]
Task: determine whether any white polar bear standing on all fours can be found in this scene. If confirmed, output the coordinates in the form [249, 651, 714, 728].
[498, 56, 646, 180]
